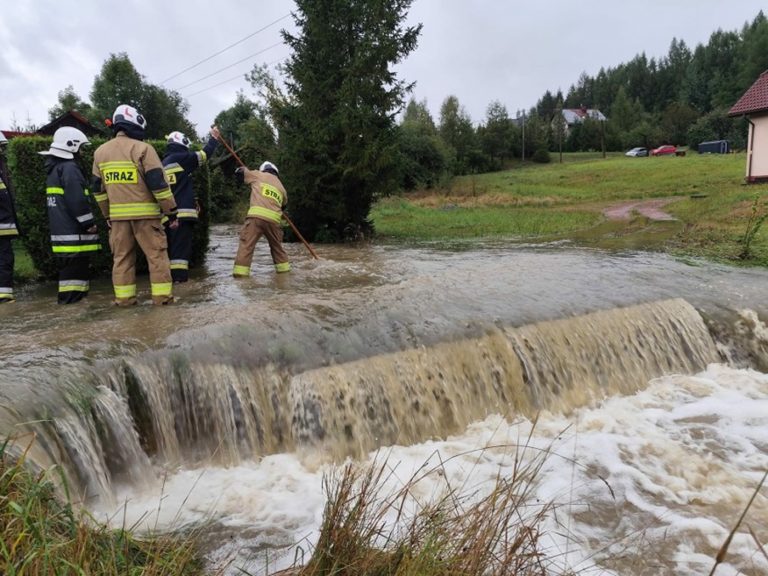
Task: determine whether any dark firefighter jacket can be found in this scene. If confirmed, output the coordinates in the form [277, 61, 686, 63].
[0, 161, 19, 238]
[45, 157, 100, 256]
[162, 137, 218, 222]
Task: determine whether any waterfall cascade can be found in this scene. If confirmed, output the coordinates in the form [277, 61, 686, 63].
[1, 298, 721, 503]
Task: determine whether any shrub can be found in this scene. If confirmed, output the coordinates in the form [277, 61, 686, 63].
[7, 137, 210, 279]
[531, 148, 551, 164]
[686, 108, 748, 151]
[208, 165, 242, 223]
[397, 126, 451, 191]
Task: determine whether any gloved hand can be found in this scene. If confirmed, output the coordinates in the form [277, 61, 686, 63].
[235, 166, 245, 186]
[163, 213, 179, 230]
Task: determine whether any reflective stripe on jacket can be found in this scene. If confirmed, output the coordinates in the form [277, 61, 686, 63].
[92, 133, 176, 221]
[45, 157, 100, 256]
[244, 169, 287, 225]
[162, 137, 217, 221]
[0, 172, 19, 237]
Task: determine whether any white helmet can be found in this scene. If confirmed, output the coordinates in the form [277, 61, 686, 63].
[38, 127, 90, 159]
[112, 104, 147, 131]
[0, 131, 7, 147]
[166, 131, 190, 148]
[259, 161, 278, 174]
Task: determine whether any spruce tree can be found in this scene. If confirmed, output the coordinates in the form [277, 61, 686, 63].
[265, 0, 421, 241]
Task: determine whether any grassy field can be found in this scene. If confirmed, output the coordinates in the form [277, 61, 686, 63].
[372, 152, 768, 266]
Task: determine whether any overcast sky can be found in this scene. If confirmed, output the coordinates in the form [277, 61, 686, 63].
[1, 0, 766, 136]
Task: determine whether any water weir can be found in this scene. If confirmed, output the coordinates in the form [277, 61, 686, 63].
[1, 298, 720, 503]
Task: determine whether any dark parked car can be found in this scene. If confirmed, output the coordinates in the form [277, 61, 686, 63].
[698, 140, 730, 154]
[625, 147, 649, 157]
[651, 145, 677, 156]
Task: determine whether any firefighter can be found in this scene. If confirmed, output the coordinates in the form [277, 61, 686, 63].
[233, 161, 290, 277]
[39, 127, 100, 303]
[162, 126, 220, 282]
[92, 104, 178, 306]
[0, 131, 19, 303]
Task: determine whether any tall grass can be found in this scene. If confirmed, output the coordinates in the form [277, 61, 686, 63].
[0, 436, 203, 576]
[738, 194, 768, 260]
[281, 440, 573, 576]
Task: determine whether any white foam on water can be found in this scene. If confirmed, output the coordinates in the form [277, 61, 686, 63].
[96, 363, 768, 575]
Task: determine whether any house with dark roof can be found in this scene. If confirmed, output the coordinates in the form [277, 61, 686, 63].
[36, 110, 102, 137]
[2, 111, 103, 142]
[729, 70, 768, 183]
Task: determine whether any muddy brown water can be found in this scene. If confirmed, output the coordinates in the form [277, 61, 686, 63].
[0, 225, 766, 574]
[2, 225, 766, 374]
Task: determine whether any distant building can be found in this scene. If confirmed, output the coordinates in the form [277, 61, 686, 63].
[558, 107, 607, 135]
[728, 70, 768, 183]
[2, 110, 103, 142]
[0, 130, 36, 140]
[36, 110, 102, 137]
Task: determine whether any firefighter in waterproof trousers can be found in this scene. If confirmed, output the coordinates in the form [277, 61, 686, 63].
[233, 161, 291, 277]
[162, 125, 220, 282]
[0, 131, 19, 303]
[39, 127, 100, 304]
[92, 104, 178, 306]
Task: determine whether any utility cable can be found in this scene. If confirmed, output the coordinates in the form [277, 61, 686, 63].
[185, 56, 286, 98]
[174, 41, 284, 91]
[160, 13, 290, 84]
[185, 73, 249, 98]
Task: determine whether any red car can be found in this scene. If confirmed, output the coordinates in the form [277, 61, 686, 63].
[651, 144, 677, 156]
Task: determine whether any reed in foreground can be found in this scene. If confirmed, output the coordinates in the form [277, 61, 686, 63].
[283, 440, 573, 576]
[0, 437, 204, 576]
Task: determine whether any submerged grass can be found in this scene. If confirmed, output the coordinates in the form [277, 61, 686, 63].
[372, 153, 768, 266]
[0, 436, 204, 576]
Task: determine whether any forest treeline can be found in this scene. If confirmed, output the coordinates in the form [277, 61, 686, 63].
[399, 11, 768, 185]
[22, 7, 768, 241]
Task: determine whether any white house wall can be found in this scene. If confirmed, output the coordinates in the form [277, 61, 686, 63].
[748, 113, 768, 181]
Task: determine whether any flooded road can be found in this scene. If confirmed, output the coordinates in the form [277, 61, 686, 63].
[2, 225, 767, 373]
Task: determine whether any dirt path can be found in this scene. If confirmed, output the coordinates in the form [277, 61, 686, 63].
[602, 198, 681, 221]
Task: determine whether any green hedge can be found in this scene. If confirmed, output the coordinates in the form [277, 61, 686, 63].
[7, 137, 210, 280]
[208, 167, 239, 223]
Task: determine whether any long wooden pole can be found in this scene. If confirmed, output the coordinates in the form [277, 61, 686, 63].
[213, 132, 320, 260]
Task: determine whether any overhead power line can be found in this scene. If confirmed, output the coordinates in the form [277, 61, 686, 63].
[185, 72, 248, 98]
[185, 58, 286, 98]
[175, 41, 284, 91]
[160, 13, 291, 84]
